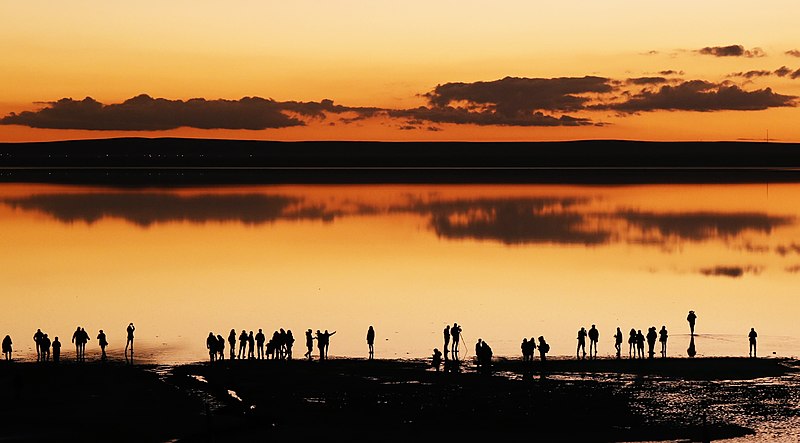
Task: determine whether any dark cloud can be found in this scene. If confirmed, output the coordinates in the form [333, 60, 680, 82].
[617, 211, 794, 243]
[387, 107, 593, 127]
[659, 70, 685, 76]
[774, 66, 793, 77]
[2, 193, 345, 227]
[602, 80, 797, 112]
[698, 265, 763, 278]
[626, 77, 668, 85]
[697, 45, 765, 58]
[786, 50, 800, 57]
[729, 70, 773, 79]
[0, 95, 378, 131]
[793, 69, 800, 80]
[396, 197, 610, 245]
[775, 243, 800, 256]
[424, 76, 613, 114]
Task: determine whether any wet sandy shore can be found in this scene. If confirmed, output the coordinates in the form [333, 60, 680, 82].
[0, 357, 795, 442]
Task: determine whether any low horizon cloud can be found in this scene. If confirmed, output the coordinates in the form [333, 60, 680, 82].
[1, 73, 797, 131]
[697, 45, 765, 58]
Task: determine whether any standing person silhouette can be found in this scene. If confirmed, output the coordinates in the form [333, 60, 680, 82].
[216, 335, 225, 360]
[80, 328, 89, 361]
[238, 330, 247, 359]
[255, 329, 265, 359]
[97, 330, 108, 362]
[247, 331, 255, 359]
[125, 323, 135, 361]
[687, 310, 697, 336]
[315, 330, 325, 361]
[628, 328, 637, 359]
[576, 327, 587, 359]
[646, 327, 657, 359]
[366, 326, 375, 360]
[451, 323, 461, 357]
[659, 326, 668, 358]
[206, 332, 217, 363]
[52, 337, 61, 363]
[588, 325, 599, 359]
[749, 328, 758, 358]
[443, 325, 450, 360]
[71, 327, 82, 361]
[323, 330, 336, 359]
[40, 334, 51, 362]
[1, 335, 11, 361]
[304, 329, 314, 360]
[613, 327, 623, 359]
[33, 329, 44, 362]
[286, 330, 295, 359]
[228, 329, 236, 360]
[636, 330, 645, 359]
[537, 336, 550, 361]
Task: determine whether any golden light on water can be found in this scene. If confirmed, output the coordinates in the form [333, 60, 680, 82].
[1, 183, 798, 362]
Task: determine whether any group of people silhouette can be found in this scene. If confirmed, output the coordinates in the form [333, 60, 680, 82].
[206, 328, 342, 363]
[0, 323, 135, 364]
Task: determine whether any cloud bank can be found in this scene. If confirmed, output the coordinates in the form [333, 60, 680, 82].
[697, 45, 765, 58]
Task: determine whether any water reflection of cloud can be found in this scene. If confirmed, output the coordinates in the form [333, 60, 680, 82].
[2, 193, 336, 227]
[616, 211, 793, 243]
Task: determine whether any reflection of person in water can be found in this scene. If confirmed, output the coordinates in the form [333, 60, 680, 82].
[687, 335, 697, 358]
[748, 328, 758, 358]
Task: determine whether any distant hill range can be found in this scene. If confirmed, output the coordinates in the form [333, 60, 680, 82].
[1, 138, 800, 184]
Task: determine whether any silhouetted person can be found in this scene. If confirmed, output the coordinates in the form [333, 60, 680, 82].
[646, 327, 657, 359]
[322, 330, 336, 359]
[474, 339, 483, 370]
[255, 329, 265, 359]
[614, 327, 623, 359]
[687, 334, 696, 358]
[628, 328, 636, 359]
[636, 330, 645, 359]
[749, 328, 758, 358]
[216, 334, 225, 360]
[125, 323, 135, 361]
[206, 332, 217, 363]
[659, 326, 668, 358]
[1, 335, 11, 361]
[72, 327, 82, 361]
[228, 329, 236, 359]
[521, 338, 531, 362]
[247, 331, 255, 359]
[52, 337, 60, 363]
[588, 325, 599, 359]
[432, 348, 442, 371]
[97, 330, 108, 362]
[687, 310, 697, 336]
[286, 330, 295, 360]
[33, 329, 43, 362]
[451, 323, 461, 357]
[576, 327, 587, 359]
[537, 336, 550, 361]
[443, 325, 450, 360]
[478, 339, 493, 375]
[305, 329, 314, 360]
[315, 330, 325, 361]
[41, 334, 51, 361]
[238, 330, 247, 359]
[366, 326, 375, 360]
[79, 328, 89, 361]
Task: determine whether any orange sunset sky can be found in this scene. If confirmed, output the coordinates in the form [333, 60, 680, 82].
[2, 1, 800, 142]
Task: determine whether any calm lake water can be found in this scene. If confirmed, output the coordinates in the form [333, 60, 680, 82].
[1, 182, 799, 363]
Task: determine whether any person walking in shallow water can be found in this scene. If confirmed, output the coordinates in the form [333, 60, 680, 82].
[687, 310, 697, 336]
[659, 326, 668, 358]
[614, 327, 623, 359]
[366, 326, 375, 360]
[749, 328, 758, 358]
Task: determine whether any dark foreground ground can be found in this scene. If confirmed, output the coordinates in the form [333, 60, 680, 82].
[1, 357, 796, 442]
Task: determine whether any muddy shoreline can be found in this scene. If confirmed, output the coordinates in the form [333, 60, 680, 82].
[0, 357, 795, 441]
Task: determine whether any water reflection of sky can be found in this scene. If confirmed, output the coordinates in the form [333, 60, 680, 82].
[1, 184, 799, 362]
